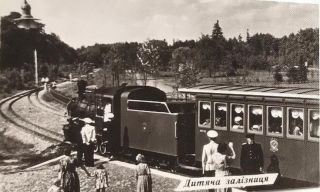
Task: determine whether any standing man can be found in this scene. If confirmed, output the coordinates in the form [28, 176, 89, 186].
[81, 117, 96, 167]
[240, 134, 264, 174]
[202, 130, 219, 176]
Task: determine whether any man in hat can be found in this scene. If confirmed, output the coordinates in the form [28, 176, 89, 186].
[202, 130, 219, 176]
[240, 134, 264, 174]
[81, 117, 96, 166]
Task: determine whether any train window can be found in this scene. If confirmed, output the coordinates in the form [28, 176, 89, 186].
[198, 101, 211, 128]
[248, 105, 263, 135]
[287, 107, 304, 139]
[267, 106, 283, 137]
[230, 103, 244, 132]
[128, 100, 169, 113]
[308, 109, 319, 141]
[214, 102, 227, 130]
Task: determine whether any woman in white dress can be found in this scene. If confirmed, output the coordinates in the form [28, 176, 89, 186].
[212, 142, 236, 192]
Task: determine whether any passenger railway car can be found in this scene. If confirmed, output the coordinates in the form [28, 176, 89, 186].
[178, 84, 319, 184]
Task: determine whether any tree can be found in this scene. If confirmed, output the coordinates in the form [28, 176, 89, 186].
[210, 20, 226, 77]
[104, 43, 127, 86]
[273, 66, 283, 83]
[286, 63, 308, 83]
[6, 68, 24, 90]
[212, 20, 223, 39]
[195, 34, 214, 76]
[171, 47, 199, 89]
[136, 39, 162, 85]
[1, 12, 77, 69]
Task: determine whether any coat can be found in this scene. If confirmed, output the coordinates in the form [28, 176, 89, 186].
[240, 142, 264, 174]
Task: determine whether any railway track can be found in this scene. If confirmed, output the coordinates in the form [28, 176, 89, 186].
[0, 89, 64, 143]
[28, 91, 64, 117]
[49, 89, 70, 105]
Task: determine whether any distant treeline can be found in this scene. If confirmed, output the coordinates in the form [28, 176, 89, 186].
[0, 12, 318, 91]
[76, 20, 319, 82]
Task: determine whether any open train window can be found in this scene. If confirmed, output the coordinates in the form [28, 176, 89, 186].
[267, 106, 283, 137]
[287, 107, 304, 140]
[308, 109, 319, 142]
[214, 102, 227, 130]
[198, 101, 211, 128]
[128, 100, 170, 113]
[248, 105, 263, 135]
[230, 103, 244, 132]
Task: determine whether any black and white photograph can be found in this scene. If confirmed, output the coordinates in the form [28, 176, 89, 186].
[0, 0, 319, 191]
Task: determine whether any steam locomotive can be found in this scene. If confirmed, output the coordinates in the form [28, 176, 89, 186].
[65, 82, 196, 167]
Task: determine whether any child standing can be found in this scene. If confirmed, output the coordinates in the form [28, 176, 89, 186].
[47, 179, 62, 192]
[135, 154, 152, 192]
[93, 163, 109, 192]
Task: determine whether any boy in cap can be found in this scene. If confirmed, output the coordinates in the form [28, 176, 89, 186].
[81, 117, 96, 166]
[202, 130, 219, 176]
[240, 134, 264, 174]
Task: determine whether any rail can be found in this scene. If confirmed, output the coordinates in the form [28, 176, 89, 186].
[49, 89, 71, 105]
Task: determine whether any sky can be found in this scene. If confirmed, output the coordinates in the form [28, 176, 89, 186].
[0, 0, 318, 48]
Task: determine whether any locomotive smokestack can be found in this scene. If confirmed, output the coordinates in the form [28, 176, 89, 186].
[77, 80, 87, 99]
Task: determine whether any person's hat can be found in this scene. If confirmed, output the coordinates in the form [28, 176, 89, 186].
[81, 117, 94, 124]
[245, 133, 255, 139]
[136, 154, 145, 162]
[72, 117, 79, 121]
[63, 140, 72, 145]
[207, 130, 218, 138]
[252, 125, 260, 130]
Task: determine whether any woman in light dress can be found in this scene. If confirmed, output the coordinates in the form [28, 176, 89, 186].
[212, 142, 236, 192]
[135, 154, 152, 192]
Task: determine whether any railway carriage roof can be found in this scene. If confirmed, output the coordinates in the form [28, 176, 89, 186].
[178, 84, 319, 100]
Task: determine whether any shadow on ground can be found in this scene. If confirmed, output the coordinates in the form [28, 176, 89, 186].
[0, 130, 68, 173]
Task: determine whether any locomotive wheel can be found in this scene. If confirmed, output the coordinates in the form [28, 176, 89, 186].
[100, 144, 108, 155]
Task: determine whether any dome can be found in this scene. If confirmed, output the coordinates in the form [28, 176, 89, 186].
[21, 0, 32, 17]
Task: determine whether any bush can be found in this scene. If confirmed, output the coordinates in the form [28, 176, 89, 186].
[6, 69, 24, 90]
[273, 68, 283, 83]
[286, 64, 308, 83]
